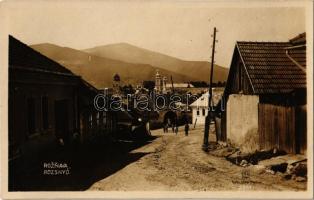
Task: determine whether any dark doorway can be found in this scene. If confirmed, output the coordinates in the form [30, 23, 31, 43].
[54, 99, 69, 143]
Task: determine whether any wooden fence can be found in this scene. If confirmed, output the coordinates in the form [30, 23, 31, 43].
[258, 104, 306, 154]
[296, 105, 307, 154]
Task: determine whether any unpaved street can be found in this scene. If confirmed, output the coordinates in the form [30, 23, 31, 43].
[89, 126, 306, 191]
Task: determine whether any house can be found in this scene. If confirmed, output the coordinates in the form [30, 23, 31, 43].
[189, 88, 223, 125]
[165, 82, 193, 89]
[218, 33, 306, 154]
[8, 36, 113, 169]
[166, 82, 209, 95]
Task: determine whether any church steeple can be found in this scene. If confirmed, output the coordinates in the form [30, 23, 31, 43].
[154, 70, 161, 93]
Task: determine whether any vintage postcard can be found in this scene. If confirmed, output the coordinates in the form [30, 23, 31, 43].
[0, 0, 313, 199]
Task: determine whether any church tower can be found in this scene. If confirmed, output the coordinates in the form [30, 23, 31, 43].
[162, 76, 167, 94]
[154, 70, 161, 93]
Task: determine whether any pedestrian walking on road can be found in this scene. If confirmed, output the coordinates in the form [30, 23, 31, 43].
[184, 123, 189, 136]
[146, 121, 151, 136]
[175, 124, 178, 135]
[163, 123, 168, 133]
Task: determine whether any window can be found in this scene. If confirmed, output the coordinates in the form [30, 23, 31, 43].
[196, 109, 200, 116]
[42, 96, 48, 130]
[96, 112, 100, 125]
[89, 114, 93, 128]
[202, 108, 206, 116]
[27, 98, 36, 135]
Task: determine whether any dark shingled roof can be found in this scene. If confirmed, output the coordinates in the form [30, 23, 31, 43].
[237, 40, 306, 94]
[9, 35, 99, 93]
[9, 35, 74, 75]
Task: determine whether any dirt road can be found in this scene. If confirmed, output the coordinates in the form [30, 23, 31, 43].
[89, 126, 306, 191]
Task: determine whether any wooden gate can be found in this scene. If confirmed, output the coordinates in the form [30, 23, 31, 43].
[258, 104, 296, 154]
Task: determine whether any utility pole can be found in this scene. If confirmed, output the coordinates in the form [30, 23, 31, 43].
[202, 27, 217, 152]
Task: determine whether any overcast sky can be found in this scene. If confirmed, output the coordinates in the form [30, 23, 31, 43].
[4, 0, 306, 68]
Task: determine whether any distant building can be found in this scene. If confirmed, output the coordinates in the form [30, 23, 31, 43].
[165, 82, 193, 89]
[154, 70, 162, 93]
[189, 88, 223, 125]
[162, 76, 167, 94]
[218, 33, 306, 154]
[154, 70, 167, 94]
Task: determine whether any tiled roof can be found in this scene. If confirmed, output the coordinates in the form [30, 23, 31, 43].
[9, 35, 74, 75]
[290, 32, 306, 45]
[237, 41, 306, 94]
[9, 35, 100, 94]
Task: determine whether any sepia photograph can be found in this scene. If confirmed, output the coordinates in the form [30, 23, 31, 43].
[0, 0, 313, 199]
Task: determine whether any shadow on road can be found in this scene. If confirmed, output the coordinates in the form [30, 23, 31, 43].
[9, 136, 158, 191]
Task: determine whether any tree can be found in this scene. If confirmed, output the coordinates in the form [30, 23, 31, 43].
[121, 84, 135, 95]
[143, 81, 155, 91]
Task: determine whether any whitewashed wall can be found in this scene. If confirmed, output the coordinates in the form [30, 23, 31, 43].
[192, 107, 208, 125]
[227, 94, 259, 152]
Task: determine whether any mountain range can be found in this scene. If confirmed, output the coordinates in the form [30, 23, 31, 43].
[30, 43, 229, 88]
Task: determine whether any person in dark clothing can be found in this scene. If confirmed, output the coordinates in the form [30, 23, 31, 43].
[175, 124, 178, 135]
[184, 123, 189, 136]
[163, 123, 168, 133]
